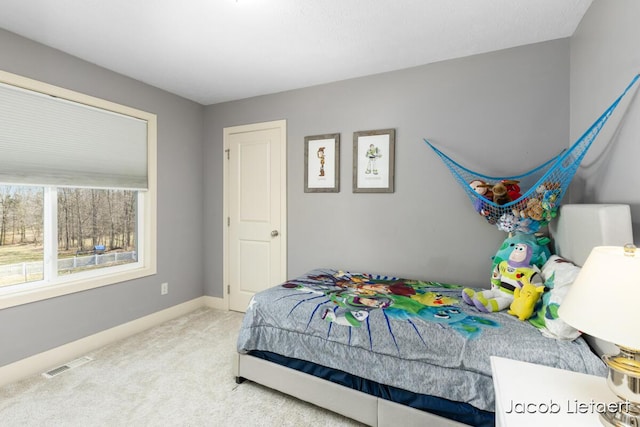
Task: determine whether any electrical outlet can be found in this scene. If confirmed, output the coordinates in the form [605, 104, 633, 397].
[161, 282, 168, 295]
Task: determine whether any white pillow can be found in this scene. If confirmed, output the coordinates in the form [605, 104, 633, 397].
[529, 255, 581, 340]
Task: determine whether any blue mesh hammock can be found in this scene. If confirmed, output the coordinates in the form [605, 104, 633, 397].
[425, 73, 640, 234]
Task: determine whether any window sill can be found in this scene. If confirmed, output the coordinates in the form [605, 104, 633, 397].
[0, 264, 156, 310]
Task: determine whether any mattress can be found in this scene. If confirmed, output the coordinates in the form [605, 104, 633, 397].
[237, 269, 606, 423]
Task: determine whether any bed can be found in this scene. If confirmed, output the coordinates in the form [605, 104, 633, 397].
[234, 204, 634, 427]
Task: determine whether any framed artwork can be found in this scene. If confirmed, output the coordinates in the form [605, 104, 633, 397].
[353, 128, 395, 193]
[304, 133, 340, 193]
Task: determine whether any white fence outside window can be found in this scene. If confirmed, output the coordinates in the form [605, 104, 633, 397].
[0, 251, 137, 280]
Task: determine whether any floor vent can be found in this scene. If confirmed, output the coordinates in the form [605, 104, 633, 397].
[42, 356, 93, 379]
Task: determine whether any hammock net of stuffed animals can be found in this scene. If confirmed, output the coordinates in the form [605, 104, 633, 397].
[425, 73, 640, 234]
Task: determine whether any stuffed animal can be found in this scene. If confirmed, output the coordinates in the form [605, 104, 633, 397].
[536, 182, 561, 195]
[541, 189, 561, 220]
[508, 282, 545, 321]
[470, 179, 493, 214]
[524, 198, 544, 221]
[497, 213, 519, 233]
[515, 217, 541, 234]
[479, 182, 511, 205]
[489, 233, 550, 273]
[476, 180, 520, 206]
[470, 179, 492, 200]
[501, 180, 521, 201]
[489, 182, 510, 205]
[462, 242, 544, 313]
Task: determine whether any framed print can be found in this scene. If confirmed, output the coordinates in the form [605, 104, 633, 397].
[304, 133, 340, 193]
[353, 128, 395, 193]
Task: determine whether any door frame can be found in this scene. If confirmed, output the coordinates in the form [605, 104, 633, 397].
[222, 119, 287, 310]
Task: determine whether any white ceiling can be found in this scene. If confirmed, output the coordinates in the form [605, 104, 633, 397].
[0, 0, 593, 105]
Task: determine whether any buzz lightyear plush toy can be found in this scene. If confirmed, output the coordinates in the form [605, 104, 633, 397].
[462, 242, 543, 313]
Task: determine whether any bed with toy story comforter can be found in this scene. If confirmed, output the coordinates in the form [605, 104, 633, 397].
[236, 268, 606, 427]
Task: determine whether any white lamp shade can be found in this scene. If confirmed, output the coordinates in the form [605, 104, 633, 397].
[559, 246, 640, 350]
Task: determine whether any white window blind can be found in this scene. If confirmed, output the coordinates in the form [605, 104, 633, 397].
[0, 81, 148, 190]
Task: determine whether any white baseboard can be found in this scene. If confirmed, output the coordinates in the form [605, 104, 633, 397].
[0, 296, 208, 388]
[203, 295, 227, 310]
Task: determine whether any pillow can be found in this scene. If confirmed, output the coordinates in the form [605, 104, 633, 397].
[528, 255, 581, 340]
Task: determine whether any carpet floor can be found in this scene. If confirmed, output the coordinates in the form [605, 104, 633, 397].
[0, 307, 363, 426]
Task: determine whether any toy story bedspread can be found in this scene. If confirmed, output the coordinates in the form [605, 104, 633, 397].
[236, 269, 606, 412]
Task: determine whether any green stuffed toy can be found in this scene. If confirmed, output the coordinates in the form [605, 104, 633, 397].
[490, 233, 550, 272]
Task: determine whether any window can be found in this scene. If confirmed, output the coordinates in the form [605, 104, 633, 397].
[0, 185, 44, 286]
[0, 70, 157, 309]
[57, 188, 138, 276]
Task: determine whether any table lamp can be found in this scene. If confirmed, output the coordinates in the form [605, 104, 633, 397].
[559, 244, 640, 427]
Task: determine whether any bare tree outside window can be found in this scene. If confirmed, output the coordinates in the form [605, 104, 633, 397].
[0, 185, 138, 287]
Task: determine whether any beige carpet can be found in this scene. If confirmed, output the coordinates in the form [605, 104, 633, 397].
[0, 308, 363, 426]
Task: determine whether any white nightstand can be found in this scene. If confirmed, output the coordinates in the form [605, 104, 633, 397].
[491, 356, 619, 427]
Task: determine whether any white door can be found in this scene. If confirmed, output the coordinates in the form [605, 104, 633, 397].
[224, 120, 287, 312]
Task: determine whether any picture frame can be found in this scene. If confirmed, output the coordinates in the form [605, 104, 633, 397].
[353, 128, 395, 193]
[304, 133, 340, 193]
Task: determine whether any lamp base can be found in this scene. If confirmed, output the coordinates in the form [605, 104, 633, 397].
[599, 402, 640, 427]
[600, 346, 640, 427]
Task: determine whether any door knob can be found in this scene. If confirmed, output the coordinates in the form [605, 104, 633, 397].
[271, 230, 279, 237]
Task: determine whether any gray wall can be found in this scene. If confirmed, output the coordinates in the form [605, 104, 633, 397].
[204, 39, 570, 298]
[569, 0, 640, 242]
[0, 29, 205, 366]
